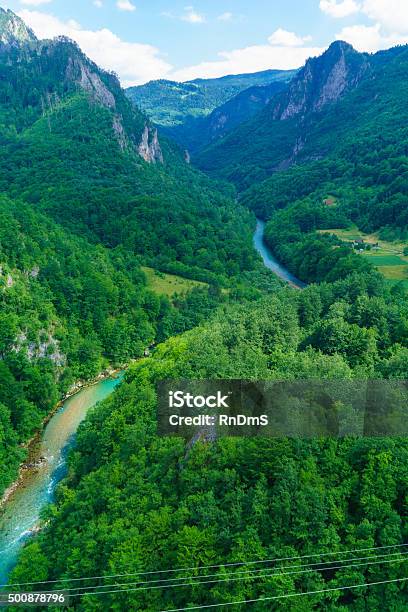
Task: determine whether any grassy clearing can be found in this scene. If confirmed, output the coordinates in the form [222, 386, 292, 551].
[319, 226, 407, 254]
[318, 226, 408, 280]
[376, 265, 408, 280]
[142, 266, 207, 297]
[362, 254, 406, 266]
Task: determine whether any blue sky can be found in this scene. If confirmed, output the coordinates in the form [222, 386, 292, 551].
[3, 1, 408, 86]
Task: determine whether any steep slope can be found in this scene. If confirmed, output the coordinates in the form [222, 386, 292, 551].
[10, 279, 408, 610]
[239, 44, 408, 241]
[165, 80, 288, 153]
[0, 7, 37, 46]
[126, 68, 296, 128]
[212, 43, 408, 283]
[5, 12, 408, 608]
[196, 41, 371, 189]
[199, 81, 287, 142]
[0, 19, 257, 282]
[0, 11, 260, 498]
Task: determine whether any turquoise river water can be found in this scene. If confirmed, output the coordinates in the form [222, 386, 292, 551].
[0, 374, 123, 584]
[0, 219, 304, 585]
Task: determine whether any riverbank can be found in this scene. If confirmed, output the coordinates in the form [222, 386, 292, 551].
[0, 366, 124, 509]
[253, 218, 307, 289]
[0, 373, 125, 584]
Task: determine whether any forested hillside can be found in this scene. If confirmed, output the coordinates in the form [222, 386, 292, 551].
[196, 42, 408, 209]
[164, 80, 289, 153]
[127, 70, 296, 152]
[0, 30, 257, 282]
[0, 9, 259, 498]
[11, 269, 408, 609]
[126, 68, 295, 128]
[196, 41, 408, 282]
[2, 7, 408, 611]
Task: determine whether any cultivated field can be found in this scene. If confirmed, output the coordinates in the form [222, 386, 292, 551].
[319, 226, 408, 282]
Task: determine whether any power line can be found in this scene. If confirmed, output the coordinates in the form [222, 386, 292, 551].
[3, 542, 407, 589]
[57, 550, 408, 594]
[159, 576, 408, 612]
[63, 554, 408, 597]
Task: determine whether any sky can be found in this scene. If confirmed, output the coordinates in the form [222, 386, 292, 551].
[2, 0, 408, 87]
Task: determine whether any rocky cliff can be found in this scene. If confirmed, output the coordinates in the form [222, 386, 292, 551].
[0, 8, 37, 46]
[138, 125, 163, 163]
[0, 10, 163, 164]
[271, 41, 369, 121]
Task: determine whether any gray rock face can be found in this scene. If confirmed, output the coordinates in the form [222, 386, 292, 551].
[12, 331, 66, 366]
[112, 114, 128, 150]
[314, 53, 347, 110]
[138, 125, 163, 164]
[0, 8, 37, 46]
[272, 41, 369, 121]
[66, 56, 116, 109]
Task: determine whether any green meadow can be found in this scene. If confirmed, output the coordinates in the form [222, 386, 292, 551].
[319, 227, 408, 281]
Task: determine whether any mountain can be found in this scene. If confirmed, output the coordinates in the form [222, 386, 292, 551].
[0, 20, 257, 278]
[195, 40, 408, 281]
[0, 26, 161, 163]
[164, 80, 289, 153]
[0, 7, 37, 46]
[4, 9, 408, 609]
[126, 68, 296, 128]
[198, 81, 288, 142]
[266, 40, 368, 121]
[0, 10, 260, 497]
[196, 41, 372, 187]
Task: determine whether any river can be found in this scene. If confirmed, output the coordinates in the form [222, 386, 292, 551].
[0, 374, 123, 585]
[0, 219, 302, 585]
[253, 218, 306, 289]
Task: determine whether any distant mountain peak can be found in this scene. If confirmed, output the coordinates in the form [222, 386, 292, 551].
[270, 39, 369, 121]
[0, 8, 37, 46]
[0, 10, 162, 164]
[326, 40, 357, 54]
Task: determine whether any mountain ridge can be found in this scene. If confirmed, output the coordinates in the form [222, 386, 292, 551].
[126, 68, 297, 129]
[0, 7, 37, 46]
[0, 11, 164, 165]
[194, 41, 390, 188]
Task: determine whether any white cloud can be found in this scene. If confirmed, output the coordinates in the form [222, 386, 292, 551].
[93, 0, 103, 7]
[171, 37, 323, 81]
[336, 22, 408, 52]
[116, 0, 135, 12]
[335, 23, 381, 51]
[320, 0, 408, 33]
[361, 0, 408, 34]
[319, 0, 361, 18]
[20, 0, 52, 5]
[217, 12, 233, 22]
[268, 28, 312, 47]
[17, 10, 172, 86]
[321, 0, 408, 53]
[181, 6, 205, 24]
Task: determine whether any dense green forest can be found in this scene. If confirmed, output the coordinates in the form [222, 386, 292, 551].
[0, 14, 261, 497]
[126, 69, 295, 128]
[197, 43, 408, 240]
[0, 48, 257, 282]
[196, 42, 408, 286]
[0, 190, 250, 495]
[2, 7, 408, 611]
[10, 270, 408, 609]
